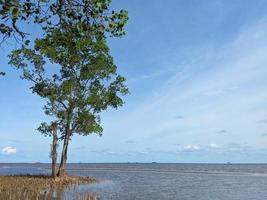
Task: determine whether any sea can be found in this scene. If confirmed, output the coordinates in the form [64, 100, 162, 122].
[1, 163, 267, 200]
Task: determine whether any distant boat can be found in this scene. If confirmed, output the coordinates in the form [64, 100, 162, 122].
[151, 162, 157, 164]
[226, 162, 231, 164]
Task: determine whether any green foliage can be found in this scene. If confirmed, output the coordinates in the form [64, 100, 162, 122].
[0, 0, 41, 38]
[37, 122, 54, 137]
[2, 0, 128, 80]
[9, 4, 128, 139]
[0, 0, 129, 39]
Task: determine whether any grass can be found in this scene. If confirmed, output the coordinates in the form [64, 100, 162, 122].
[0, 175, 98, 199]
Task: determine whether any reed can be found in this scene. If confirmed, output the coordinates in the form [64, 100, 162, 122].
[0, 175, 98, 199]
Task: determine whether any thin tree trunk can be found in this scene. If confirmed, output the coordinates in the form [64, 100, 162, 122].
[57, 128, 70, 177]
[51, 123, 58, 178]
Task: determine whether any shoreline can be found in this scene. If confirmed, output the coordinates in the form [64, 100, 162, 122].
[0, 175, 97, 198]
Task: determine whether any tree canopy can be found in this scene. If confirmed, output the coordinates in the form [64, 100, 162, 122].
[7, 0, 128, 177]
[9, 24, 128, 137]
[1, 0, 128, 40]
[1, 0, 128, 76]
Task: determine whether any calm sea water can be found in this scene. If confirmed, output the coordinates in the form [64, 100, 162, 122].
[1, 163, 267, 200]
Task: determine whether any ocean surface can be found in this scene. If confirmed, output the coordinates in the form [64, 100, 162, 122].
[1, 163, 267, 199]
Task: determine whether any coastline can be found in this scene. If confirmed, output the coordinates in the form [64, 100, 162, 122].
[0, 175, 97, 199]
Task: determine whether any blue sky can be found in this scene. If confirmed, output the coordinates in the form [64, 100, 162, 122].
[1, 0, 267, 163]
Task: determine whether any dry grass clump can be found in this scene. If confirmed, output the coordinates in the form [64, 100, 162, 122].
[0, 175, 97, 199]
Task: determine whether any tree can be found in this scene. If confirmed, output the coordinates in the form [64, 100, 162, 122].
[9, 1, 128, 177]
[37, 121, 58, 178]
[1, 0, 128, 77]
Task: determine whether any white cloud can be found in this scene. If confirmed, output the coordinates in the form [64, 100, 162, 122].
[226, 143, 250, 151]
[209, 143, 221, 149]
[1, 147, 17, 155]
[183, 145, 201, 151]
[206, 143, 250, 152]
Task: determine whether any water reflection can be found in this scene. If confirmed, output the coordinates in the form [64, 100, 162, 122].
[41, 187, 99, 200]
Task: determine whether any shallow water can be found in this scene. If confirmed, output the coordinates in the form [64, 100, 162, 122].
[1, 163, 267, 200]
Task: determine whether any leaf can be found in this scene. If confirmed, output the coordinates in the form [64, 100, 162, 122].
[10, 6, 20, 19]
[24, 40, 30, 45]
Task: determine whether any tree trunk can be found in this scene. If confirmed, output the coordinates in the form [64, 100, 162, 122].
[57, 128, 70, 177]
[51, 123, 58, 178]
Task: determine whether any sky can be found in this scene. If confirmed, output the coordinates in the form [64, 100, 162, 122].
[1, 0, 267, 163]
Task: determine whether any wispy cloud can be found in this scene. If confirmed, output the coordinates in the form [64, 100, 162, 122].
[1, 147, 17, 155]
[108, 18, 267, 149]
[256, 119, 267, 124]
[225, 143, 250, 152]
[126, 140, 137, 144]
[74, 146, 87, 150]
[0, 137, 30, 144]
[175, 115, 185, 119]
[182, 145, 201, 152]
[217, 130, 228, 134]
[128, 67, 178, 83]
